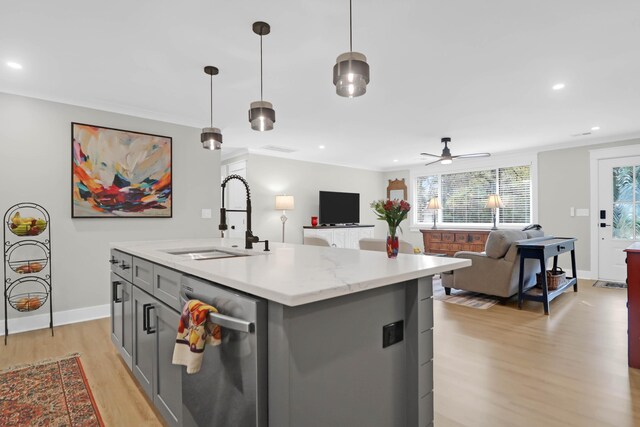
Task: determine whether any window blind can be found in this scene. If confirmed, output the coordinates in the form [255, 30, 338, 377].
[498, 166, 531, 224]
[414, 165, 532, 226]
[416, 175, 439, 223]
[441, 170, 495, 223]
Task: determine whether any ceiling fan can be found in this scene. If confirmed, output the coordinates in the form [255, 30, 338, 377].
[420, 137, 491, 166]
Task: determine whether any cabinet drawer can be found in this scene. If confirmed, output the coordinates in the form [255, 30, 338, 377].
[110, 250, 133, 282]
[419, 329, 434, 365]
[442, 233, 454, 243]
[133, 257, 154, 294]
[430, 233, 442, 242]
[419, 360, 434, 398]
[470, 233, 486, 244]
[455, 233, 467, 243]
[153, 265, 182, 311]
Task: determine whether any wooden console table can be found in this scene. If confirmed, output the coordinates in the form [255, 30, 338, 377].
[420, 229, 490, 257]
[624, 243, 640, 369]
[517, 237, 578, 315]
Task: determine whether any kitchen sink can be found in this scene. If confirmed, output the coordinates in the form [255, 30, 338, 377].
[164, 248, 248, 261]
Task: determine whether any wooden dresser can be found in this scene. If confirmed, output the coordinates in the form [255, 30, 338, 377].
[420, 229, 490, 257]
[625, 243, 640, 369]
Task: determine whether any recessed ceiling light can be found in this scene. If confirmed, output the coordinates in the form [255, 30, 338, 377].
[6, 61, 22, 70]
[393, 159, 398, 162]
[318, 145, 325, 149]
[552, 83, 565, 90]
[591, 126, 600, 131]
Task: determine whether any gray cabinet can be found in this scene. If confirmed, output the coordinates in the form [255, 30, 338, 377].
[133, 287, 155, 398]
[112, 248, 184, 427]
[154, 301, 182, 426]
[111, 249, 133, 282]
[153, 264, 182, 311]
[133, 257, 154, 294]
[111, 274, 133, 369]
[132, 286, 182, 427]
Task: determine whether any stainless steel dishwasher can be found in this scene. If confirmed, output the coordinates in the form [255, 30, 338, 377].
[179, 275, 268, 427]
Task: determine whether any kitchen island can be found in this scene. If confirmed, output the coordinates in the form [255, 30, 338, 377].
[109, 238, 471, 427]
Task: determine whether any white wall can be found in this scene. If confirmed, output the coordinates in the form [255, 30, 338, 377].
[236, 154, 388, 244]
[538, 137, 640, 274]
[0, 93, 220, 326]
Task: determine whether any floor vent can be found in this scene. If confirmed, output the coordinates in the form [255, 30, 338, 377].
[261, 145, 297, 153]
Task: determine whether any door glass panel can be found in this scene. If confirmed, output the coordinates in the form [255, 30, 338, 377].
[636, 166, 640, 200]
[636, 203, 640, 237]
[613, 203, 633, 239]
[613, 166, 633, 201]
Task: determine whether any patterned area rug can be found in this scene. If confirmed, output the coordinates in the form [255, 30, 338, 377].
[593, 280, 627, 289]
[0, 354, 104, 426]
[433, 278, 500, 309]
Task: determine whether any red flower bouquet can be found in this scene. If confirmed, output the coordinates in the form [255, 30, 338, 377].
[370, 199, 411, 258]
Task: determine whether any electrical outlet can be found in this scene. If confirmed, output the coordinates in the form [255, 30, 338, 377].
[382, 320, 404, 348]
[201, 209, 212, 219]
[570, 207, 575, 217]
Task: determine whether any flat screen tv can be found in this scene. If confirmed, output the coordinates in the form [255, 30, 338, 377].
[319, 191, 360, 225]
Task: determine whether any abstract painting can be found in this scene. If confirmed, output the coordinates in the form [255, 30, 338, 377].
[72, 123, 172, 218]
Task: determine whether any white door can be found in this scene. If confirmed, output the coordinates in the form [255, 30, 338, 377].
[225, 161, 247, 239]
[598, 156, 640, 281]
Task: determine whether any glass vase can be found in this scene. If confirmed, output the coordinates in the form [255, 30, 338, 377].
[386, 233, 399, 259]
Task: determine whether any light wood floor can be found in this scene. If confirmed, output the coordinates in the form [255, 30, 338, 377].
[0, 318, 165, 426]
[434, 279, 640, 427]
[1, 279, 638, 426]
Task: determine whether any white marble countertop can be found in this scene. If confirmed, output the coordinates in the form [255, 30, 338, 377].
[111, 238, 471, 306]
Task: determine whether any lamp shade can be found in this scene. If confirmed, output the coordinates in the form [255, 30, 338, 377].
[427, 197, 441, 210]
[201, 127, 222, 150]
[249, 101, 276, 131]
[275, 195, 295, 210]
[485, 194, 505, 209]
[333, 52, 370, 98]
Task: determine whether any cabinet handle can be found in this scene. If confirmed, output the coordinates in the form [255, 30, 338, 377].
[112, 281, 123, 303]
[120, 261, 131, 270]
[109, 257, 118, 264]
[142, 303, 150, 332]
[143, 303, 156, 334]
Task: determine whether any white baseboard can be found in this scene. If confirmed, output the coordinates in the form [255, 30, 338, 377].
[0, 304, 110, 336]
[553, 268, 594, 280]
[577, 270, 595, 279]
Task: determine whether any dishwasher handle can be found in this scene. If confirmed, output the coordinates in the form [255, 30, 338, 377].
[179, 291, 255, 334]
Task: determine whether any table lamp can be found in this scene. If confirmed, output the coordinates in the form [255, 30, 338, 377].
[427, 197, 441, 229]
[485, 194, 504, 230]
[275, 195, 295, 242]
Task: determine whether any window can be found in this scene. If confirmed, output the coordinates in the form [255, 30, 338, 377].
[612, 165, 640, 239]
[415, 165, 531, 226]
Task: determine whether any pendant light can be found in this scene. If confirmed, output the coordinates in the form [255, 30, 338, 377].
[249, 21, 276, 131]
[201, 66, 223, 150]
[333, 0, 370, 98]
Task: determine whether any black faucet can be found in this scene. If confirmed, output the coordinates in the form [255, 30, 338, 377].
[219, 175, 269, 251]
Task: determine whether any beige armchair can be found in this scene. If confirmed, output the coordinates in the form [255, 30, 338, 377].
[441, 229, 545, 299]
[359, 238, 414, 254]
[304, 236, 331, 246]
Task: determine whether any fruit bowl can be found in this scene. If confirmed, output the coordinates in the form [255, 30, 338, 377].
[10, 259, 47, 274]
[8, 292, 48, 312]
[7, 211, 48, 237]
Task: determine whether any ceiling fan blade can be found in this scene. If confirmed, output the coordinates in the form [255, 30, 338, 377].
[424, 159, 443, 166]
[452, 153, 491, 159]
[420, 152, 441, 158]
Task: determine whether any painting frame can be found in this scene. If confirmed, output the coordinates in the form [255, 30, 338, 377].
[71, 122, 174, 219]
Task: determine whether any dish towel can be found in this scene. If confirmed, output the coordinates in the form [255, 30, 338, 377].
[172, 300, 222, 374]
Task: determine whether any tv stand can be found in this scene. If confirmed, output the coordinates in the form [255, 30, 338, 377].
[303, 224, 374, 248]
